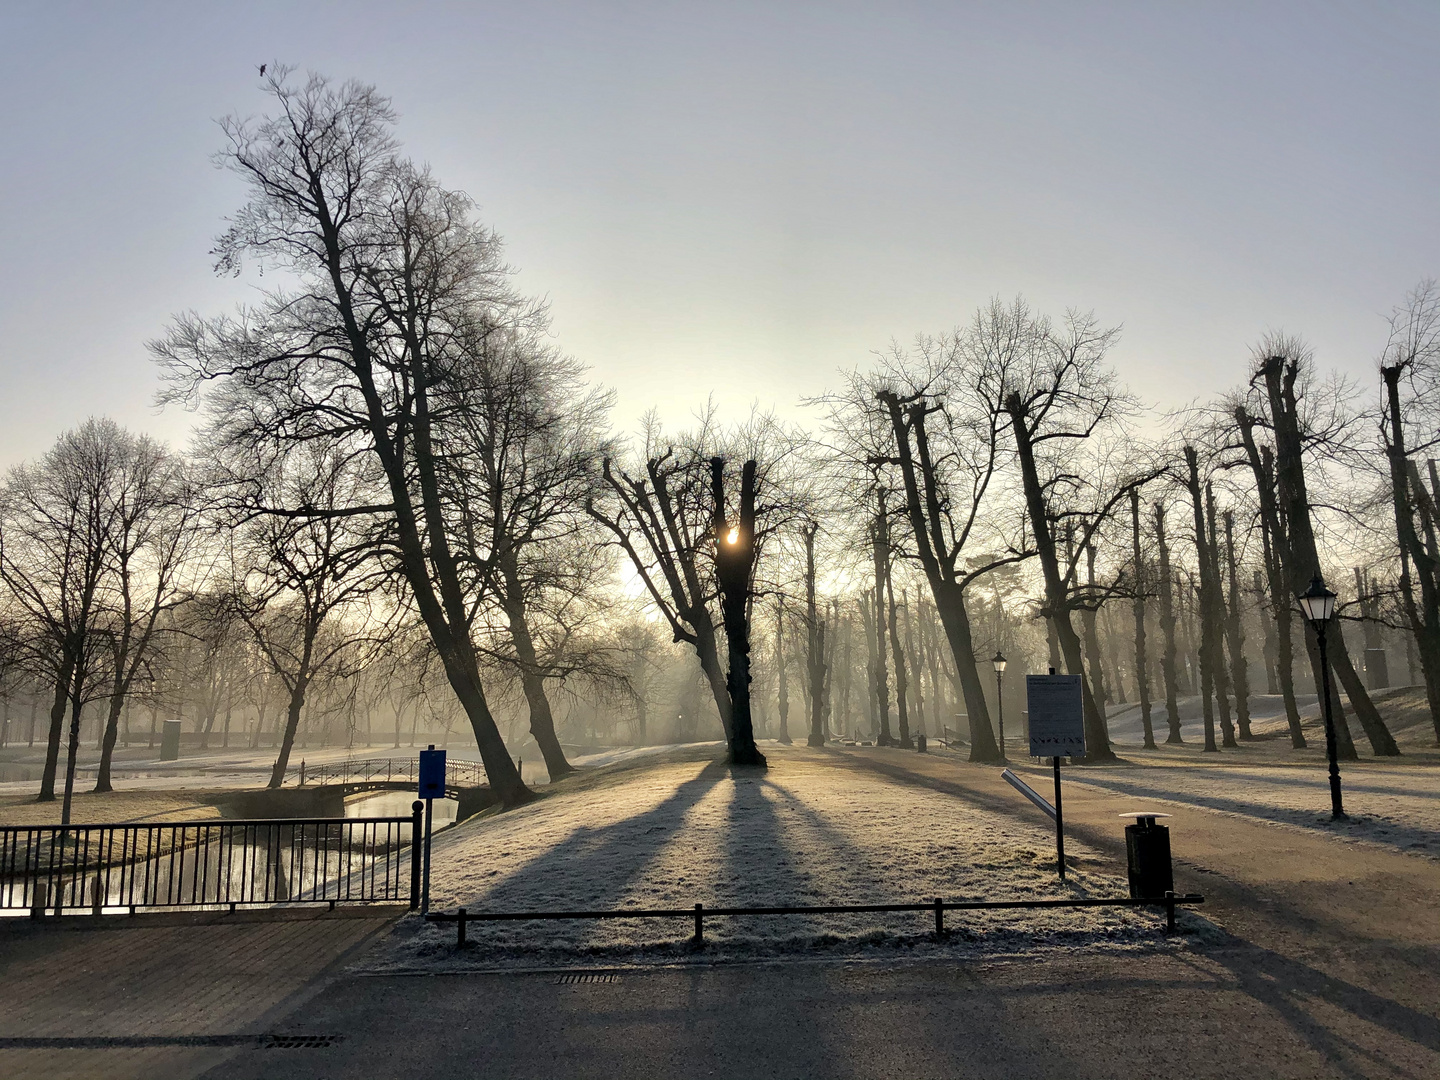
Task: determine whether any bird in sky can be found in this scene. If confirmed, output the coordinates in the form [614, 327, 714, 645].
[258, 63, 267, 77]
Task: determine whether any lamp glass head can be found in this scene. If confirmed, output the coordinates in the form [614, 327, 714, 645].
[1299, 575, 1336, 623]
[991, 650, 1007, 673]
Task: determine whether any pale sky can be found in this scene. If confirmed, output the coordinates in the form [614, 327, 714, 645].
[1, 1, 1437, 466]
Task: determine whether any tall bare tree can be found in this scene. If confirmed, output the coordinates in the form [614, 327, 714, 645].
[151, 70, 535, 803]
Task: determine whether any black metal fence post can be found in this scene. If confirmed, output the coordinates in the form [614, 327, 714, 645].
[934, 897, 944, 935]
[1053, 756, 1066, 880]
[410, 801, 424, 911]
[693, 902, 704, 945]
[1164, 890, 1176, 935]
[457, 907, 468, 946]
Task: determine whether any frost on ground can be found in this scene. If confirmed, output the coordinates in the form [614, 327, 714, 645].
[373, 746, 1184, 971]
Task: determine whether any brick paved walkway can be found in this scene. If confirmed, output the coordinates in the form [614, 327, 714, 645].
[0, 907, 402, 1080]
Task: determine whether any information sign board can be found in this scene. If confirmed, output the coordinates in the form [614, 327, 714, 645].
[418, 747, 447, 799]
[1026, 674, 1085, 758]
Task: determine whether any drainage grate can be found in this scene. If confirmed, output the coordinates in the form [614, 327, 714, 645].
[265, 1034, 345, 1049]
[554, 972, 619, 985]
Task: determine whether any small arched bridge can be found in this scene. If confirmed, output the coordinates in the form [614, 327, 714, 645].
[288, 757, 494, 819]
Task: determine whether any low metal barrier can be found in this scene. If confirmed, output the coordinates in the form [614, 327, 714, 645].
[292, 757, 486, 789]
[1, 807, 423, 916]
[425, 892, 1205, 946]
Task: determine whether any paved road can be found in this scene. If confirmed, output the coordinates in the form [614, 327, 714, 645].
[0, 907, 400, 1080]
[201, 947, 1439, 1080]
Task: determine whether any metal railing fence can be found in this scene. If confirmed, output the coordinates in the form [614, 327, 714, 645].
[291, 757, 486, 789]
[426, 892, 1206, 946]
[1, 809, 422, 915]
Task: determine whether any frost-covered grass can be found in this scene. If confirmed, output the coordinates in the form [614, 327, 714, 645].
[376, 745, 1179, 970]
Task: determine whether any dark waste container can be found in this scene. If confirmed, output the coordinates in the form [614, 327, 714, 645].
[1123, 814, 1174, 899]
[160, 719, 182, 761]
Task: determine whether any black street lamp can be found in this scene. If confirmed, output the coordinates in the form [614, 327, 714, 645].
[1298, 575, 1346, 820]
[991, 651, 1008, 762]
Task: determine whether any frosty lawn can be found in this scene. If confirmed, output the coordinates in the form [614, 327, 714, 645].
[378, 745, 1177, 969]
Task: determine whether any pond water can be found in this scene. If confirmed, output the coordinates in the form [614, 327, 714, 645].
[344, 790, 458, 830]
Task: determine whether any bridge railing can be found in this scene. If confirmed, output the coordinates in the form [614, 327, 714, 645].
[289, 757, 486, 789]
[1, 811, 422, 915]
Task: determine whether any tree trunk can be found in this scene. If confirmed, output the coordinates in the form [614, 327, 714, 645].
[268, 674, 311, 789]
[37, 660, 72, 803]
[776, 605, 792, 744]
[1223, 511, 1253, 739]
[878, 391, 999, 760]
[1154, 505, 1183, 744]
[1206, 482, 1238, 748]
[860, 591, 879, 740]
[1130, 489, 1156, 748]
[901, 590, 926, 740]
[871, 501, 894, 746]
[713, 458, 765, 767]
[1260, 355, 1398, 756]
[1381, 365, 1440, 743]
[1005, 394, 1112, 761]
[1256, 569, 1280, 694]
[60, 657, 90, 826]
[886, 566, 911, 748]
[804, 524, 827, 747]
[1182, 449, 1219, 752]
[95, 684, 126, 794]
[1236, 413, 1305, 746]
[501, 557, 574, 780]
[1081, 541, 1109, 721]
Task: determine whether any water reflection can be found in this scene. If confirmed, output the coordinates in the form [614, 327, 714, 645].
[345, 790, 458, 829]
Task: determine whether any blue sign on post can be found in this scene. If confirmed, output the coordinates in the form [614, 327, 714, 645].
[418, 747, 447, 799]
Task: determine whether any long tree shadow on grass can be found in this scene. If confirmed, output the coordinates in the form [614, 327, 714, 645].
[418, 758, 733, 958]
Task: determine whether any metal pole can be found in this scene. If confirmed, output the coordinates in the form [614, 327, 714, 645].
[421, 797, 434, 914]
[995, 671, 1006, 762]
[1317, 625, 1346, 819]
[409, 801, 423, 910]
[1053, 756, 1066, 880]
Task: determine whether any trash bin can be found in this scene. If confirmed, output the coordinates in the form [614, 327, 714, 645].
[160, 719, 182, 761]
[1121, 813, 1174, 899]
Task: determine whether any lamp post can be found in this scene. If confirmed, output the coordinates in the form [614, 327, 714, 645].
[1299, 575, 1346, 820]
[991, 651, 1008, 762]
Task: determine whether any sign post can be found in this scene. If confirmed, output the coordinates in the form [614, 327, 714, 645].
[1026, 673, 1085, 881]
[417, 745, 446, 914]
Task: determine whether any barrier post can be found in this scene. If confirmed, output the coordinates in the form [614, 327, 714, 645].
[409, 801, 424, 910]
[1053, 756, 1066, 881]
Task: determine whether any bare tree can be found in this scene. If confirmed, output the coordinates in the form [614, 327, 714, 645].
[445, 326, 614, 780]
[224, 445, 390, 787]
[1128, 488, 1157, 748]
[590, 411, 805, 765]
[93, 441, 199, 791]
[1252, 340, 1398, 756]
[0, 420, 165, 821]
[995, 300, 1153, 762]
[151, 70, 534, 804]
[1378, 280, 1440, 741]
